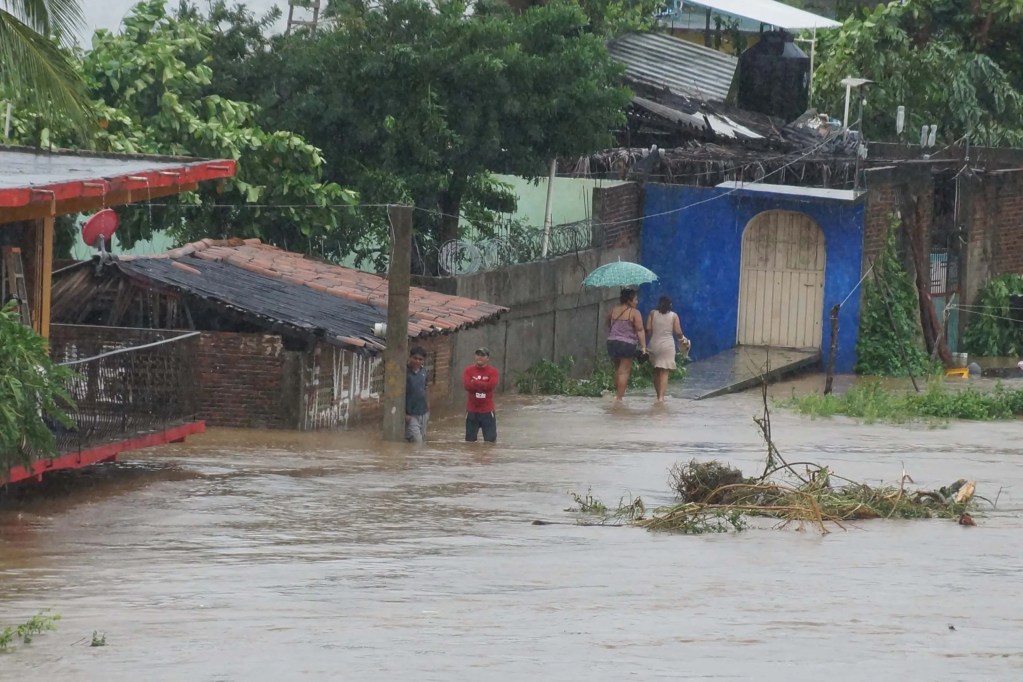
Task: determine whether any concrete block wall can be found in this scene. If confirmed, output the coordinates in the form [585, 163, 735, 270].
[440, 244, 638, 397]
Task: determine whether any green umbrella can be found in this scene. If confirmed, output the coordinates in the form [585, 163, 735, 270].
[582, 260, 659, 288]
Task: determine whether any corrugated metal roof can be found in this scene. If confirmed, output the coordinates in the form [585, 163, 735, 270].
[105, 238, 507, 352]
[681, 0, 841, 31]
[608, 32, 738, 102]
[116, 258, 391, 350]
[0, 145, 235, 213]
[632, 96, 766, 141]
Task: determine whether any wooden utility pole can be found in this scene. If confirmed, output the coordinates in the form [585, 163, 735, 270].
[824, 304, 840, 395]
[382, 205, 412, 441]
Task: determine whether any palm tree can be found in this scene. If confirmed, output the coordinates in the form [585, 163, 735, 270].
[0, 0, 93, 132]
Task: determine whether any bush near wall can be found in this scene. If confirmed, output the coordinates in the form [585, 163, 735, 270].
[962, 274, 1023, 357]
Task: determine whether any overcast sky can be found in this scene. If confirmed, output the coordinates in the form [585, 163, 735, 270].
[81, 0, 289, 43]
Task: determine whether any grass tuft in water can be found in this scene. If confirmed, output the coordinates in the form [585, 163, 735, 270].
[566, 488, 646, 525]
[784, 379, 1023, 423]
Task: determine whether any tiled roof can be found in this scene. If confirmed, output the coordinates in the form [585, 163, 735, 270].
[119, 238, 506, 352]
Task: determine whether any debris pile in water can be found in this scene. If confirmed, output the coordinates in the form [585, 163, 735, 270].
[562, 379, 989, 534]
[633, 460, 981, 534]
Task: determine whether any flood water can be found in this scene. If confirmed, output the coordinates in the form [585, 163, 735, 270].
[2, 380, 1022, 681]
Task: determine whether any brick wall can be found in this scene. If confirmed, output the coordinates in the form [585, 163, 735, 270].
[196, 331, 299, 429]
[416, 334, 453, 407]
[861, 167, 934, 268]
[593, 183, 642, 248]
[978, 173, 1023, 274]
[862, 184, 899, 265]
[301, 334, 454, 429]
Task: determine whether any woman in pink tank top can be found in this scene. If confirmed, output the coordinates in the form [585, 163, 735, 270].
[606, 288, 647, 401]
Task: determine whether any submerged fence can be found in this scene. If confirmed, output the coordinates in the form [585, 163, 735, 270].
[48, 325, 201, 455]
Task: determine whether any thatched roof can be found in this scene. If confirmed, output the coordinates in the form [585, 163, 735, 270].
[566, 145, 860, 189]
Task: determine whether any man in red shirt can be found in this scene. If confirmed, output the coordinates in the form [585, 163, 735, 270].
[462, 347, 500, 442]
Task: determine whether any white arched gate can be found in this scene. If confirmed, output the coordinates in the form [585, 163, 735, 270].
[737, 211, 826, 349]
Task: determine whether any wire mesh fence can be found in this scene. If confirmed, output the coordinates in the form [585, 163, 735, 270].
[435, 219, 595, 276]
[47, 325, 201, 455]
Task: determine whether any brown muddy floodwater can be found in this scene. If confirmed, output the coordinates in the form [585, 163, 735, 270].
[2, 380, 1022, 681]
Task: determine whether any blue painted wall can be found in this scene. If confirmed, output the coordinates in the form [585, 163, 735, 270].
[640, 184, 866, 373]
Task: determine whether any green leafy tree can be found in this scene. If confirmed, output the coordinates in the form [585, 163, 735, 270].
[0, 0, 94, 129]
[0, 302, 75, 476]
[570, 0, 666, 36]
[814, 1, 1023, 146]
[174, 0, 282, 104]
[962, 274, 1023, 356]
[4, 0, 357, 256]
[259, 0, 631, 270]
[855, 218, 933, 377]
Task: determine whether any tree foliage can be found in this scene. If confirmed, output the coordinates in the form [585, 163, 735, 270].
[570, 0, 665, 37]
[962, 274, 1023, 357]
[814, 0, 1023, 146]
[257, 0, 631, 269]
[0, 0, 94, 130]
[3, 0, 356, 255]
[855, 217, 934, 377]
[0, 302, 75, 475]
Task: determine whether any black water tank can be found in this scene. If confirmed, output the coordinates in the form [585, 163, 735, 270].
[736, 31, 810, 122]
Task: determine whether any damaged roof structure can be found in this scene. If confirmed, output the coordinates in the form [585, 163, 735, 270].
[52, 238, 506, 352]
[584, 30, 860, 187]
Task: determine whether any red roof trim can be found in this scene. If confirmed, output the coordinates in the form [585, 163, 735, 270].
[1, 421, 205, 486]
[0, 159, 236, 208]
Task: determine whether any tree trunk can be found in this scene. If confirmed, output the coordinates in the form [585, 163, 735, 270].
[900, 189, 954, 368]
[437, 173, 466, 248]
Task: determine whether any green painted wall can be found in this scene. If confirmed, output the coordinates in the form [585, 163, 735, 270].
[492, 174, 627, 227]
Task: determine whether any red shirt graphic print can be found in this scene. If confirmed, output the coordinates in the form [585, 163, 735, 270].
[463, 365, 499, 412]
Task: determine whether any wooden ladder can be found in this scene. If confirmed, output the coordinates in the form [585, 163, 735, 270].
[286, 0, 321, 34]
[1, 246, 32, 326]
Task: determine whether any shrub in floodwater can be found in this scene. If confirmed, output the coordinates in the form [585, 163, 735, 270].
[514, 353, 685, 397]
[0, 611, 60, 650]
[0, 302, 76, 475]
[783, 380, 1023, 423]
[669, 459, 747, 504]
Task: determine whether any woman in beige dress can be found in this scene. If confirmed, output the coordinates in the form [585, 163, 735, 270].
[646, 295, 688, 402]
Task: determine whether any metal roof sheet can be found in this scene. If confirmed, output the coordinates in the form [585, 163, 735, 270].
[116, 258, 391, 350]
[0, 145, 235, 211]
[632, 96, 767, 141]
[103, 239, 506, 352]
[608, 32, 738, 102]
[681, 0, 841, 31]
[0, 150, 201, 189]
[717, 181, 865, 202]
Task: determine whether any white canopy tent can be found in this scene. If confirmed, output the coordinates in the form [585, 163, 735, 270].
[679, 0, 841, 31]
[680, 0, 842, 102]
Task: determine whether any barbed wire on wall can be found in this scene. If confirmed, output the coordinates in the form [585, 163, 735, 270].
[434, 219, 594, 275]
